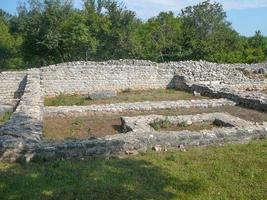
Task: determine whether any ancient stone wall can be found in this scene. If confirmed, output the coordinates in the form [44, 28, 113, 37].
[0, 71, 27, 110]
[0, 60, 267, 162]
[40, 60, 254, 96]
[40, 60, 177, 96]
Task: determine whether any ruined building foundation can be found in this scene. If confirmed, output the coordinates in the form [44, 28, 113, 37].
[0, 60, 266, 162]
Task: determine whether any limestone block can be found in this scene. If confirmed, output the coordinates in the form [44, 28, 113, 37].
[88, 90, 117, 100]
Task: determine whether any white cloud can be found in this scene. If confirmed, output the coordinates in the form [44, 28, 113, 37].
[121, 0, 267, 19]
[73, 0, 267, 19]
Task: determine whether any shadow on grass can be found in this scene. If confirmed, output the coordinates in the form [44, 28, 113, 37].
[0, 158, 202, 200]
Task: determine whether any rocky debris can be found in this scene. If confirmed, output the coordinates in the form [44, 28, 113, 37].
[152, 145, 162, 152]
[125, 150, 138, 155]
[88, 90, 117, 100]
[178, 144, 186, 152]
[193, 91, 201, 96]
[258, 68, 266, 74]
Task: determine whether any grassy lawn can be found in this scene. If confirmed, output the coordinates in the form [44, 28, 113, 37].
[43, 105, 267, 140]
[0, 139, 266, 200]
[44, 89, 207, 106]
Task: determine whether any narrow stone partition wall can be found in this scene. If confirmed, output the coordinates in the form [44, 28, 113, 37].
[121, 113, 260, 133]
[45, 99, 236, 116]
[187, 83, 267, 111]
[0, 69, 43, 162]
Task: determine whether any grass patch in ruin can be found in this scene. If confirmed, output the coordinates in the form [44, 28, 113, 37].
[44, 89, 208, 106]
[150, 118, 217, 132]
[0, 112, 12, 125]
[0, 139, 266, 199]
[43, 105, 267, 141]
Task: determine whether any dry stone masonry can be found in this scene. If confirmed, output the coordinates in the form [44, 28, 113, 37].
[0, 59, 266, 162]
[45, 99, 235, 116]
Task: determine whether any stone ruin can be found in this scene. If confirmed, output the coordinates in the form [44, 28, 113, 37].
[0, 60, 266, 162]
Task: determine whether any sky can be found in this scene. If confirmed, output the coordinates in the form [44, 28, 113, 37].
[0, 0, 266, 36]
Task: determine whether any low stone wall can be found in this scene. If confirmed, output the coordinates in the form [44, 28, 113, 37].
[0, 69, 44, 162]
[188, 84, 267, 111]
[44, 99, 236, 116]
[28, 113, 267, 161]
[122, 113, 257, 133]
[0, 69, 43, 141]
[235, 62, 267, 73]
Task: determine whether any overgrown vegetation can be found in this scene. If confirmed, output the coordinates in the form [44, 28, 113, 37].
[0, 112, 12, 125]
[0, 0, 267, 70]
[44, 89, 206, 106]
[150, 117, 172, 131]
[0, 139, 266, 199]
[44, 93, 86, 106]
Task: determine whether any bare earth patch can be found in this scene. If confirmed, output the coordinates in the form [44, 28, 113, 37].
[43, 105, 267, 140]
[44, 89, 208, 106]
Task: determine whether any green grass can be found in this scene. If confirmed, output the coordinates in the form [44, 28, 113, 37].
[264, 73, 267, 79]
[44, 89, 207, 106]
[0, 112, 12, 125]
[0, 139, 266, 199]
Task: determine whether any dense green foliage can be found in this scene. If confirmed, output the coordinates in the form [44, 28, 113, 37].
[0, 139, 266, 199]
[0, 0, 267, 70]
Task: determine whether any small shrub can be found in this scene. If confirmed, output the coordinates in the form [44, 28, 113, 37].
[166, 155, 176, 161]
[178, 121, 188, 127]
[0, 112, 12, 124]
[150, 117, 171, 131]
[69, 117, 84, 136]
[87, 128, 91, 135]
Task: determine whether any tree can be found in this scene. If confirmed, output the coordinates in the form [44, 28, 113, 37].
[0, 15, 23, 70]
[134, 12, 182, 62]
[180, 0, 239, 62]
